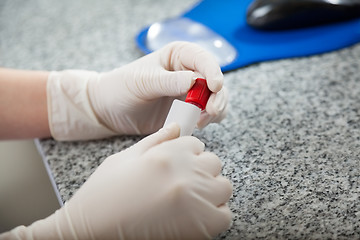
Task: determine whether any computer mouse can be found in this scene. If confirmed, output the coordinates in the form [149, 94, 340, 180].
[246, 0, 360, 30]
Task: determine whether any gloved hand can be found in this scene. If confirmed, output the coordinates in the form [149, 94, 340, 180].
[2, 123, 232, 240]
[48, 41, 228, 140]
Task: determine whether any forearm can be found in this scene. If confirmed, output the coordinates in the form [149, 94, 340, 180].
[0, 68, 51, 139]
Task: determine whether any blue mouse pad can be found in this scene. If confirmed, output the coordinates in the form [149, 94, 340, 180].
[136, 0, 360, 72]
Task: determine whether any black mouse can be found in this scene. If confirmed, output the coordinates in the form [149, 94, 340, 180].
[246, 0, 360, 30]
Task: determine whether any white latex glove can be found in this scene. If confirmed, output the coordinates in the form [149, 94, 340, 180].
[1, 123, 232, 240]
[48, 41, 228, 141]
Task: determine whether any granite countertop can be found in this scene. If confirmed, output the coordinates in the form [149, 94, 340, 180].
[2, 0, 360, 239]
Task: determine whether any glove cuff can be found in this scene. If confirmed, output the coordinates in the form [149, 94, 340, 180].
[0, 208, 79, 240]
[0, 225, 27, 240]
[47, 70, 117, 141]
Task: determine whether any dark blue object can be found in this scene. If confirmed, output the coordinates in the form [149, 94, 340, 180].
[136, 0, 360, 72]
[247, 0, 360, 30]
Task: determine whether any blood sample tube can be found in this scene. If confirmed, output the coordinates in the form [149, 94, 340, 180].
[163, 78, 211, 136]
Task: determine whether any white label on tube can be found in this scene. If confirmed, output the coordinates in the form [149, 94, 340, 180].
[163, 99, 201, 136]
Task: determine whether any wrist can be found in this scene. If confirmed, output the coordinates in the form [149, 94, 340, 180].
[0, 210, 67, 240]
[47, 70, 116, 141]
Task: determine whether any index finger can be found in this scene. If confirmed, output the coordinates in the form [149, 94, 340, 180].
[168, 42, 224, 92]
[171, 135, 206, 155]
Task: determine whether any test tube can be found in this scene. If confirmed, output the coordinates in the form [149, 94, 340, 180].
[163, 78, 211, 136]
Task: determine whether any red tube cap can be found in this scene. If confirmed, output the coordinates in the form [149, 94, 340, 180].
[185, 78, 211, 110]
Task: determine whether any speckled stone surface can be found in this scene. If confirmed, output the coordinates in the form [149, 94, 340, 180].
[2, 0, 360, 239]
